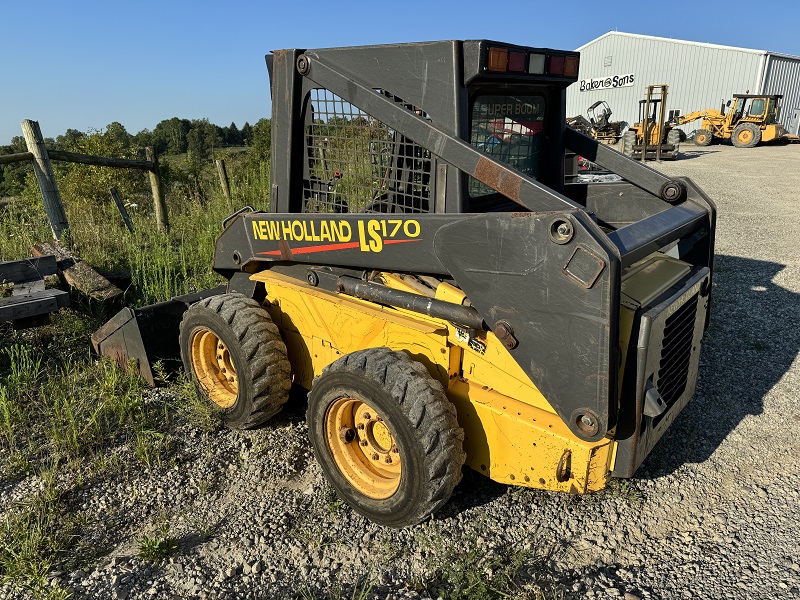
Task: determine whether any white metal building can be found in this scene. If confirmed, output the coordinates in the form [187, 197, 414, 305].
[566, 32, 800, 136]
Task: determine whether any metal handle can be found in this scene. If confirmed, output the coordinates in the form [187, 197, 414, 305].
[221, 206, 255, 230]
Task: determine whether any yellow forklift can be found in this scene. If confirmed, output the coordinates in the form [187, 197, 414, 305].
[622, 84, 681, 160]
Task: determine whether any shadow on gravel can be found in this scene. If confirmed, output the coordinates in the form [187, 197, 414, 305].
[262, 384, 309, 429]
[639, 255, 800, 478]
[675, 149, 720, 160]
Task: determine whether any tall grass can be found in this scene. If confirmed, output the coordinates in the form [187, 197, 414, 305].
[0, 150, 270, 593]
[0, 149, 270, 305]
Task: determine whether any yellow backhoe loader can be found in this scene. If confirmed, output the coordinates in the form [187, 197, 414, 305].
[673, 94, 786, 148]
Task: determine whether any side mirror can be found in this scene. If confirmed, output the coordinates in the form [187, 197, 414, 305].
[726, 100, 732, 107]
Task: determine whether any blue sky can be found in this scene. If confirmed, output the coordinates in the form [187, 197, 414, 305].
[1, 0, 798, 145]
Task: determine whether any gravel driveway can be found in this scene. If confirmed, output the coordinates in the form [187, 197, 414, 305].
[2, 142, 798, 600]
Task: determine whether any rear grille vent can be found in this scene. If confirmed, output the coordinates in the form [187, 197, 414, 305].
[656, 293, 699, 410]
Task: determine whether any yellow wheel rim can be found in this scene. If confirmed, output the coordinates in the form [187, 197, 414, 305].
[325, 397, 401, 499]
[738, 130, 753, 144]
[190, 328, 238, 408]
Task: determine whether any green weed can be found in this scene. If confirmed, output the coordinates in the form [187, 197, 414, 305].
[175, 371, 222, 432]
[605, 478, 644, 502]
[413, 521, 544, 600]
[0, 466, 77, 599]
[136, 525, 177, 562]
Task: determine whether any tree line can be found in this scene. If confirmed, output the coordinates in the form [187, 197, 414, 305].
[0, 118, 271, 198]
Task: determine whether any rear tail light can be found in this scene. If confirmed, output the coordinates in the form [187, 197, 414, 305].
[484, 47, 579, 79]
[564, 55, 579, 77]
[487, 47, 508, 72]
[508, 51, 526, 72]
[548, 55, 565, 75]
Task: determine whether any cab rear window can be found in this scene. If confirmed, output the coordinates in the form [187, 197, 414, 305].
[469, 94, 545, 197]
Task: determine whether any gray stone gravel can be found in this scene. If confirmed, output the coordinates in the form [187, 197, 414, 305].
[1, 143, 798, 599]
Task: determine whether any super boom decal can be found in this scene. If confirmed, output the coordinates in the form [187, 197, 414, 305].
[251, 218, 422, 254]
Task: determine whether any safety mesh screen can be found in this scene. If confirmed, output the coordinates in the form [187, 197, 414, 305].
[303, 89, 431, 214]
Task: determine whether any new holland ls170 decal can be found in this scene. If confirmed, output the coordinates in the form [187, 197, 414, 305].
[251, 218, 422, 254]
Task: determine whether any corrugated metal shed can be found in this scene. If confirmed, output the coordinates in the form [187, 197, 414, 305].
[762, 54, 800, 135]
[567, 32, 800, 135]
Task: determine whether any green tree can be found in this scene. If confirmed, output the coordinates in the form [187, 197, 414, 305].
[241, 122, 253, 146]
[132, 128, 154, 150]
[249, 118, 271, 165]
[0, 138, 30, 196]
[225, 122, 241, 146]
[152, 117, 191, 154]
[58, 124, 147, 204]
[55, 129, 85, 149]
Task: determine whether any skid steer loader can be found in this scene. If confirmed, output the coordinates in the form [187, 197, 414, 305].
[93, 41, 716, 527]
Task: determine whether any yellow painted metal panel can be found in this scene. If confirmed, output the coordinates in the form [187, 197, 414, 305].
[448, 379, 614, 493]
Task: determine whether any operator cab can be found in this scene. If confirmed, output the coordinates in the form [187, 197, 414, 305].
[462, 41, 579, 212]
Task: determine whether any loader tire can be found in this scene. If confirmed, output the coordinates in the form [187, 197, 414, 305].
[179, 293, 291, 429]
[666, 128, 681, 148]
[307, 347, 465, 527]
[732, 123, 761, 148]
[622, 130, 636, 156]
[694, 129, 713, 146]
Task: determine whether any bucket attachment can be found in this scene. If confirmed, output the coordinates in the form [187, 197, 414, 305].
[91, 286, 226, 385]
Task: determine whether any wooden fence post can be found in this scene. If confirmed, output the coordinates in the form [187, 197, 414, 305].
[20, 120, 69, 240]
[109, 187, 135, 233]
[215, 159, 233, 210]
[145, 147, 168, 232]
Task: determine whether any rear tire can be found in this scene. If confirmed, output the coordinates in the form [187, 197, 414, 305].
[179, 293, 291, 429]
[694, 129, 713, 146]
[621, 130, 636, 157]
[732, 123, 761, 148]
[307, 347, 465, 527]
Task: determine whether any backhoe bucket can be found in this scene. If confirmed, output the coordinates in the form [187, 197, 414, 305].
[91, 286, 226, 385]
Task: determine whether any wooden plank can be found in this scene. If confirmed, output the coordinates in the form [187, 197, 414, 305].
[48, 149, 153, 171]
[0, 255, 59, 283]
[0, 152, 33, 165]
[21, 120, 69, 240]
[32, 241, 122, 302]
[0, 288, 70, 322]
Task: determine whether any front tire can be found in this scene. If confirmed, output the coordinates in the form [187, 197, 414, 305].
[307, 348, 465, 527]
[694, 129, 713, 146]
[179, 293, 291, 429]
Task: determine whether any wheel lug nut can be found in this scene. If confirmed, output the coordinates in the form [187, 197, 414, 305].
[371, 453, 379, 461]
[363, 413, 371, 420]
[360, 440, 368, 447]
[391, 445, 399, 454]
[384, 456, 392, 464]
[357, 423, 365, 430]
[217, 354, 222, 360]
[221, 368, 226, 373]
